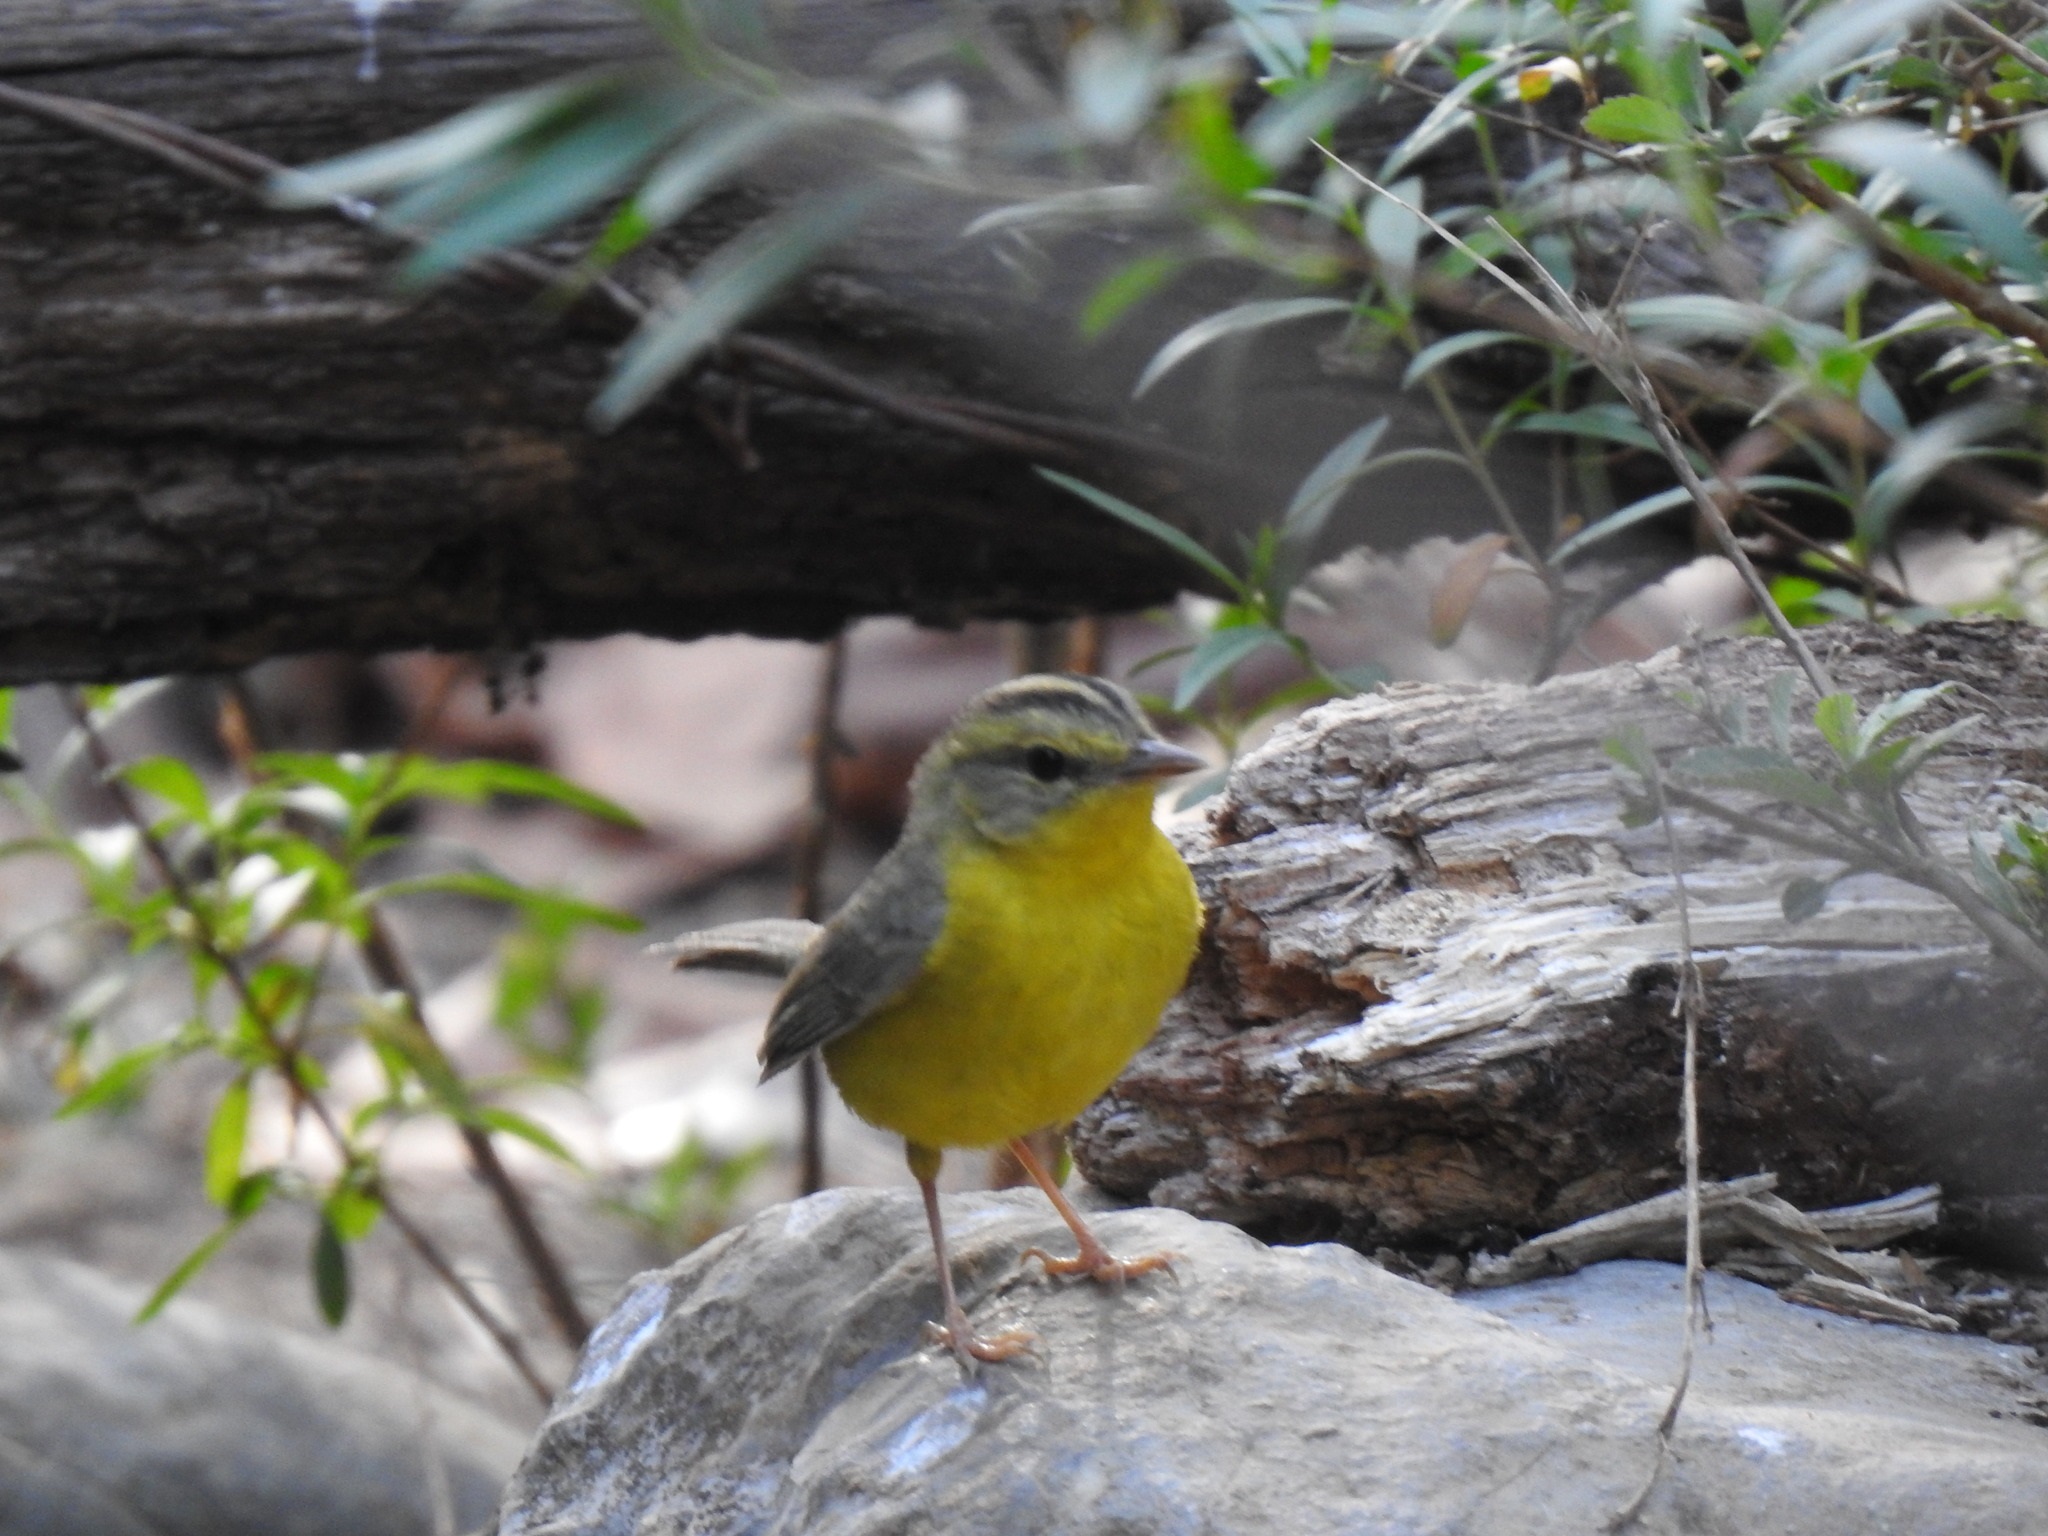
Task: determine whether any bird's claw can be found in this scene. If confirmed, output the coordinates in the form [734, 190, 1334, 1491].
[923, 1318, 1038, 1369]
[1020, 1245, 1180, 1288]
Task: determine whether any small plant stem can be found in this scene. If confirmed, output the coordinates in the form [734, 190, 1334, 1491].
[358, 913, 593, 1348]
[1417, 363, 1553, 579]
[792, 633, 849, 1196]
[1607, 762, 1705, 1532]
[64, 694, 555, 1402]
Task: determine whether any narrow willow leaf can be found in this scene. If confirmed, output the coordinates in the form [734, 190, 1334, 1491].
[1550, 475, 1846, 563]
[1037, 469, 1243, 593]
[592, 186, 883, 430]
[1767, 671, 1798, 755]
[312, 1216, 351, 1327]
[1175, 625, 1287, 710]
[1853, 682, 1953, 758]
[1812, 693, 1859, 761]
[1381, 56, 1518, 179]
[122, 757, 213, 823]
[270, 79, 596, 205]
[402, 89, 689, 285]
[1132, 298, 1354, 399]
[1822, 122, 2047, 283]
[367, 870, 641, 934]
[392, 757, 642, 828]
[204, 1075, 252, 1208]
[1282, 416, 1391, 554]
[1859, 402, 2029, 549]
[136, 1220, 244, 1323]
[1639, 0, 1703, 58]
[1402, 329, 1545, 388]
[473, 1106, 582, 1167]
[961, 185, 1166, 239]
[58, 1042, 174, 1119]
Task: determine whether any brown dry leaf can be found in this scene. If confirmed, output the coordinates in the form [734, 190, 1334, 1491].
[1429, 533, 1512, 648]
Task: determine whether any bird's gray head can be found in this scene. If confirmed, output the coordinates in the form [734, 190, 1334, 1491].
[909, 674, 1204, 844]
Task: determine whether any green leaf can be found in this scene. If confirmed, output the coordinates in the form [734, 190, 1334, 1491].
[1858, 402, 2030, 549]
[1363, 175, 1426, 304]
[1583, 94, 1693, 146]
[1884, 716, 1978, 788]
[270, 79, 599, 205]
[400, 87, 688, 285]
[1821, 122, 2047, 284]
[312, 1216, 350, 1327]
[58, 1041, 174, 1119]
[325, 1179, 383, 1243]
[592, 185, 884, 430]
[121, 757, 213, 823]
[1081, 252, 1186, 338]
[1132, 298, 1354, 399]
[1280, 416, 1391, 565]
[1516, 405, 1664, 456]
[1781, 874, 1833, 923]
[1175, 625, 1288, 710]
[1767, 671, 1798, 756]
[1852, 683, 1954, 758]
[1173, 81, 1268, 196]
[1670, 745, 1845, 811]
[366, 870, 642, 933]
[394, 757, 641, 828]
[1603, 724, 1659, 781]
[1402, 329, 1546, 389]
[1551, 476, 1845, 563]
[1381, 55, 1520, 179]
[961, 185, 1167, 240]
[1812, 693, 1860, 760]
[136, 1218, 245, 1323]
[1037, 469, 1244, 594]
[472, 1106, 582, 1167]
[204, 1075, 252, 1208]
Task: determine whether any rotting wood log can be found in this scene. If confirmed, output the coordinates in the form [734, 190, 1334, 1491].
[0, 0, 1554, 685]
[1073, 619, 2048, 1267]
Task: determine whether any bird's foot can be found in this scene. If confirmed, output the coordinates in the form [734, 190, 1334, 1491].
[1020, 1243, 1179, 1288]
[922, 1318, 1038, 1370]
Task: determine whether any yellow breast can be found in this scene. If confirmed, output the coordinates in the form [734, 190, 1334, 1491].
[823, 781, 1200, 1150]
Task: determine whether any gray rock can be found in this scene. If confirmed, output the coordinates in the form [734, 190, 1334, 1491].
[0, 1249, 527, 1536]
[498, 1188, 2048, 1536]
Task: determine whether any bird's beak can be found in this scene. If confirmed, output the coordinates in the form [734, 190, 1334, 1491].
[1120, 738, 1209, 780]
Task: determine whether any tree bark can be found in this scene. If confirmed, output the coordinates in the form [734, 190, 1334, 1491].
[1073, 619, 2048, 1265]
[0, 0, 1544, 683]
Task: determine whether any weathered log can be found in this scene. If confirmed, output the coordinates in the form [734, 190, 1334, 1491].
[1074, 619, 2048, 1265]
[0, 0, 1549, 684]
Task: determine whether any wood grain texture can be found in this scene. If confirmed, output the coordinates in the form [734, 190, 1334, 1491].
[1074, 620, 2048, 1262]
[0, 0, 1551, 682]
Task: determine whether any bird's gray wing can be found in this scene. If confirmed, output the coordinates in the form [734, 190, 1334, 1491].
[757, 836, 948, 1081]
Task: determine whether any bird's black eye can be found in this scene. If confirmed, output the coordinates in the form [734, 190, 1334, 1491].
[1024, 745, 1068, 782]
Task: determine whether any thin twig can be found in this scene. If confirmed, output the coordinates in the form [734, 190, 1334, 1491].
[1607, 749, 1707, 1533]
[1943, 4, 2048, 82]
[63, 693, 555, 1402]
[791, 634, 849, 1196]
[1769, 155, 2048, 357]
[1381, 72, 1633, 169]
[359, 913, 593, 1348]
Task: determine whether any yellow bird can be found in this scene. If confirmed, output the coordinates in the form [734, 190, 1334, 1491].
[758, 673, 1204, 1366]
